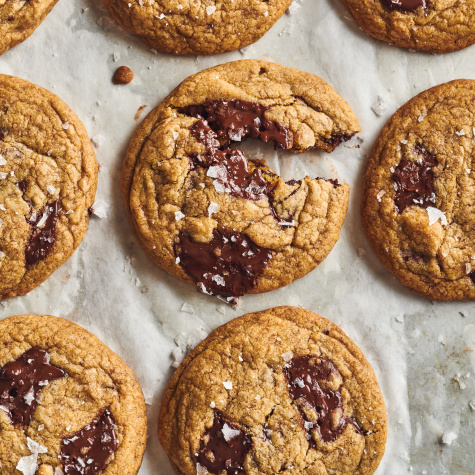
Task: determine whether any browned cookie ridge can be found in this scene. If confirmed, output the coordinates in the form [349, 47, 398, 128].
[0, 314, 147, 474]
[102, 0, 293, 55]
[361, 79, 475, 301]
[340, 0, 475, 53]
[121, 60, 361, 303]
[0, 0, 59, 55]
[0, 75, 98, 300]
[158, 306, 387, 474]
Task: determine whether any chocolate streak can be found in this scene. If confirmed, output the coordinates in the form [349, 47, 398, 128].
[25, 200, 60, 266]
[392, 145, 437, 214]
[177, 229, 272, 302]
[197, 410, 252, 475]
[188, 99, 291, 150]
[60, 407, 118, 475]
[382, 0, 426, 11]
[284, 355, 362, 444]
[0, 347, 65, 427]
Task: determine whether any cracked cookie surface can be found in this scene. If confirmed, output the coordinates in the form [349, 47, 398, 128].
[0, 314, 147, 474]
[0, 0, 59, 55]
[361, 80, 475, 301]
[158, 306, 387, 475]
[0, 74, 98, 300]
[121, 60, 360, 302]
[340, 0, 475, 53]
[102, 0, 292, 55]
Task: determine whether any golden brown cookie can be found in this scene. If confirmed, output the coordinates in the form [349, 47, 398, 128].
[102, 0, 293, 55]
[121, 60, 361, 303]
[0, 75, 98, 300]
[340, 0, 475, 53]
[0, 314, 147, 474]
[158, 306, 387, 475]
[361, 80, 475, 301]
[0, 0, 59, 55]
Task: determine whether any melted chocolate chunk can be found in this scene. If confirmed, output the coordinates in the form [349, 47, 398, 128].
[0, 347, 65, 427]
[469, 272, 475, 284]
[0, 132, 4, 141]
[197, 411, 252, 475]
[60, 407, 118, 475]
[382, 0, 426, 11]
[321, 133, 354, 152]
[191, 120, 276, 201]
[177, 230, 272, 302]
[392, 145, 437, 214]
[284, 355, 361, 444]
[25, 200, 60, 266]
[188, 99, 291, 150]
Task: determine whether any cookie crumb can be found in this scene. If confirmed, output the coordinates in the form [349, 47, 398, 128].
[357, 248, 366, 257]
[134, 105, 148, 121]
[113, 66, 134, 85]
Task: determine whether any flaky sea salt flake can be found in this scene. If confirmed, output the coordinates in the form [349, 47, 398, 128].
[441, 432, 457, 445]
[208, 201, 219, 217]
[16, 454, 38, 475]
[196, 463, 208, 475]
[180, 302, 194, 314]
[175, 210, 185, 221]
[376, 190, 385, 202]
[90, 199, 109, 218]
[282, 351, 293, 362]
[371, 96, 388, 117]
[426, 207, 447, 226]
[206, 5, 216, 14]
[223, 381, 233, 390]
[287, 1, 301, 15]
[222, 423, 241, 441]
[456, 129, 465, 136]
[0, 155, 6, 166]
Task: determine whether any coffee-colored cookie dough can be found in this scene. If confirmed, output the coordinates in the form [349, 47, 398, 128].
[0, 75, 98, 300]
[102, 0, 293, 55]
[121, 60, 360, 302]
[0, 0, 59, 55]
[0, 314, 147, 474]
[340, 0, 475, 53]
[362, 79, 475, 301]
[158, 306, 387, 475]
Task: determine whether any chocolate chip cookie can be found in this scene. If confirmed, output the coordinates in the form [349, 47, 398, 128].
[0, 313, 147, 474]
[121, 60, 360, 303]
[102, 0, 293, 55]
[361, 79, 475, 301]
[340, 0, 475, 53]
[0, 0, 59, 55]
[0, 75, 98, 300]
[158, 306, 387, 474]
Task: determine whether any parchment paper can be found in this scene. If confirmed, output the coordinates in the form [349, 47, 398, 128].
[1, 0, 474, 473]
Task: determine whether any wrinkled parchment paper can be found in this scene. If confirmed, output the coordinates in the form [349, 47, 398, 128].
[1, 0, 474, 473]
